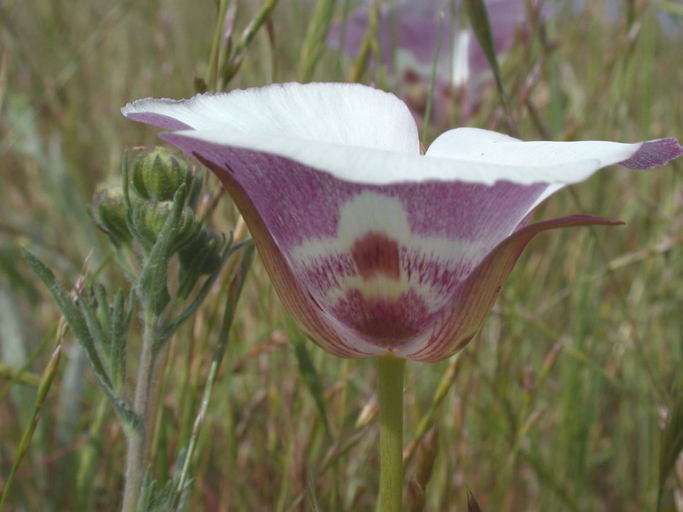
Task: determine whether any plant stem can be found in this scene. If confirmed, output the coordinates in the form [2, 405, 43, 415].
[375, 356, 405, 512]
[207, 0, 230, 92]
[121, 308, 157, 512]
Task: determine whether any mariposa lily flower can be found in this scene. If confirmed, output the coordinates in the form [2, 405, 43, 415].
[328, 0, 548, 86]
[122, 82, 682, 362]
[327, 0, 553, 122]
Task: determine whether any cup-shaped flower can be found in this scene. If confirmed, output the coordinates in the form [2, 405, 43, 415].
[122, 83, 682, 361]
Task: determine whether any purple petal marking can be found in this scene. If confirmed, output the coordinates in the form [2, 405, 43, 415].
[332, 288, 433, 347]
[125, 112, 193, 131]
[159, 132, 549, 357]
[618, 138, 683, 170]
[161, 132, 545, 248]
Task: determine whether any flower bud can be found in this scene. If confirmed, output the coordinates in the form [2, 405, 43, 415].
[131, 147, 191, 201]
[179, 228, 224, 276]
[176, 228, 225, 299]
[92, 186, 132, 246]
[131, 201, 200, 253]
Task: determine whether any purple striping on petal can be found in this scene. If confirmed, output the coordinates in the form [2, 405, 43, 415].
[126, 112, 193, 131]
[403, 250, 475, 292]
[161, 132, 547, 248]
[298, 254, 356, 296]
[618, 138, 683, 170]
[403, 214, 624, 361]
[297, 248, 477, 307]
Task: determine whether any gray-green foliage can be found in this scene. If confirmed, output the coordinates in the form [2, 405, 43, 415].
[20, 148, 250, 511]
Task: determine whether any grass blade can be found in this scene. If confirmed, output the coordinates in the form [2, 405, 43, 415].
[467, 489, 483, 512]
[464, 0, 516, 134]
[298, 0, 337, 81]
[0, 344, 62, 511]
[657, 387, 683, 510]
[288, 321, 332, 440]
[174, 243, 254, 505]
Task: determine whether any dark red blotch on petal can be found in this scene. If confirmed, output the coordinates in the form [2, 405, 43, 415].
[334, 289, 431, 347]
[351, 232, 400, 280]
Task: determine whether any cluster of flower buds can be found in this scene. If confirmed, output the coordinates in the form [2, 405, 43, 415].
[92, 147, 226, 292]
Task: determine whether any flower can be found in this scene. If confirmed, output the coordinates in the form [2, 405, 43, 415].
[122, 82, 682, 362]
[328, 0, 547, 86]
[327, 0, 553, 121]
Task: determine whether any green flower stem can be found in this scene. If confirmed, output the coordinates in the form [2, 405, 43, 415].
[375, 356, 406, 512]
[121, 308, 158, 512]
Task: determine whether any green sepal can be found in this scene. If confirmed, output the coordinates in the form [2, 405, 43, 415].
[131, 201, 201, 255]
[137, 185, 188, 316]
[157, 237, 250, 347]
[92, 186, 132, 246]
[177, 228, 225, 299]
[131, 147, 192, 202]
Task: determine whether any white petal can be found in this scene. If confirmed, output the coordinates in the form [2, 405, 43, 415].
[427, 127, 643, 210]
[426, 127, 641, 168]
[161, 128, 602, 186]
[124, 84, 651, 187]
[122, 82, 420, 155]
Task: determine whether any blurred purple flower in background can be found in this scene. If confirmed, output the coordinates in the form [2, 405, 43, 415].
[327, 0, 551, 122]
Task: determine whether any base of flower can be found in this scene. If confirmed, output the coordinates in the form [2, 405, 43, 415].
[376, 355, 406, 512]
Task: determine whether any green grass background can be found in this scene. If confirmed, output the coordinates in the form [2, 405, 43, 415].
[0, 0, 682, 510]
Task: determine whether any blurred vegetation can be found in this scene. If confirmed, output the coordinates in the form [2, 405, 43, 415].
[1, 0, 682, 510]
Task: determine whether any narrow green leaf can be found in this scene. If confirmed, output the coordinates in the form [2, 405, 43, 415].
[158, 236, 248, 344]
[22, 249, 112, 389]
[122, 149, 135, 229]
[173, 243, 254, 503]
[298, 0, 337, 81]
[464, 0, 516, 133]
[0, 344, 61, 511]
[216, 242, 255, 357]
[138, 184, 187, 315]
[78, 287, 111, 362]
[223, 0, 279, 86]
[22, 249, 140, 431]
[658, 1, 683, 16]
[348, 0, 380, 83]
[94, 284, 112, 340]
[288, 321, 332, 440]
[657, 387, 683, 510]
[0, 362, 40, 387]
[467, 489, 483, 512]
[110, 289, 127, 388]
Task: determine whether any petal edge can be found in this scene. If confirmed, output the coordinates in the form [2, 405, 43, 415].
[402, 215, 624, 362]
